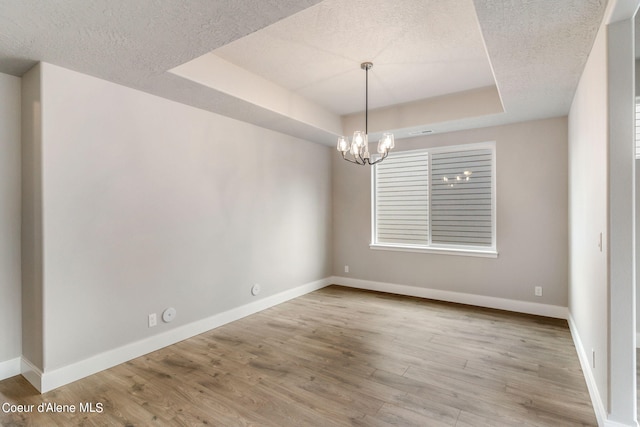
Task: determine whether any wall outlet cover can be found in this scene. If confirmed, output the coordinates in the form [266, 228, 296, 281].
[148, 313, 157, 328]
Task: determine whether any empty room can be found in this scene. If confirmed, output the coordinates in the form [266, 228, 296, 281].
[0, 0, 638, 426]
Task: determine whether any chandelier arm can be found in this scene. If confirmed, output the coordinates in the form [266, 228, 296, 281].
[342, 152, 365, 165]
[369, 152, 389, 165]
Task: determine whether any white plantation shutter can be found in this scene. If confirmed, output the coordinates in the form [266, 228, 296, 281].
[374, 151, 429, 245]
[372, 143, 496, 254]
[430, 149, 493, 247]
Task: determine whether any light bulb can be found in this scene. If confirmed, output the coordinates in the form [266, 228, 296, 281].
[337, 136, 349, 153]
[353, 131, 365, 148]
[382, 133, 395, 150]
[377, 138, 388, 154]
[350, 141, 360, 156]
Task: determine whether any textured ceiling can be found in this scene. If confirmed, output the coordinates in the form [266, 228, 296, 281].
[0, 0, 607, 145]
[0, 0, 320, 79]
[212, 0, 495, 115]
[474, 0, 606, 122]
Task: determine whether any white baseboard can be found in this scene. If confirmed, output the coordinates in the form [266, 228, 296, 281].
[21, 357, 43, 391]
[567, 314, 608, 427]
[0, 357, 21, 381]
[605, 419, 640, 427]
[606, 421, 640, 427]
[28, 278, 332, 393]
[330, 276, 568, 319]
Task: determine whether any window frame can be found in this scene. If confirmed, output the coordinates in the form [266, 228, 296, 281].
[370, 141, 498, 258]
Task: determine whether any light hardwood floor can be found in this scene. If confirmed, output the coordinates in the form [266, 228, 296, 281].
[0, 286, 596, 426]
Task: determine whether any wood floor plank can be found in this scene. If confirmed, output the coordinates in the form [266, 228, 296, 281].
[0, 285, 597, 426]
[369, 402, 456, 427]
[370, 367, 541, 425]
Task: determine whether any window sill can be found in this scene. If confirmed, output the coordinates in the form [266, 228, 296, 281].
[369, 243, 498, 258]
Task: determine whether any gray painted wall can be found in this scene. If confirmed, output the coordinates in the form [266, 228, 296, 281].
[568, 24, 609, 414]
[636, 59, 640, 343]
[0, 72, 21, 365]
[26, 62, 332, 370]
[332, 117, 569, 306]
[21, 64, 44, 370]
[635, 59, 640, 96]
[637, 158, 640, 341]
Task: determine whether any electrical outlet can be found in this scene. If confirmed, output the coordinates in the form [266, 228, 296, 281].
[534, 286, 543, 297]
[592, 349, 596, 369]
[344, 265, 349, 273]
[148, 313, 157, 328]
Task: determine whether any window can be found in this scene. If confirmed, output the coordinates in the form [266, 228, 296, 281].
[371, 142, 497, 257]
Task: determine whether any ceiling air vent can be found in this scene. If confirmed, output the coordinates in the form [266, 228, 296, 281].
[408, 130, 433, 136]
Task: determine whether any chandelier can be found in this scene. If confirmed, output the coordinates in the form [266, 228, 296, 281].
[336, 62, 395, 165]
